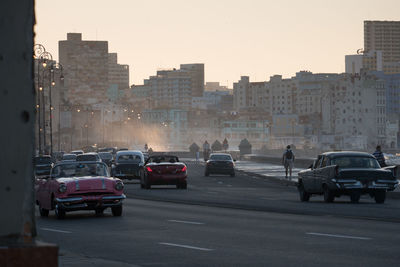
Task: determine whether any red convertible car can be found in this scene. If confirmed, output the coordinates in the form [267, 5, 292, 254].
[36, 161, 126, 219]
[141, 155, 187, 189]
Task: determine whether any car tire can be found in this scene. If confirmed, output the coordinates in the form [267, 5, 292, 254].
[55, 204, 66, 219]
[144, 178, 151, 189]
[298, 183, 310, 202]
[350, 190, 361, 203]
[95, 208, 104, 216]
[112, 205, 123, 216]
[374, 190, 386, 204]
[39, 205, 49, 217]
[323, 185, 335, 203]
[177, 182, 187, 189]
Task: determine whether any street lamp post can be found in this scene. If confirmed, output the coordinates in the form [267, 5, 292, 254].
[48, 63, 64, 155]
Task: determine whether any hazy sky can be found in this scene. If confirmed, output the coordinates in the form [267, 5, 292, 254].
[35, 0, 400, 87]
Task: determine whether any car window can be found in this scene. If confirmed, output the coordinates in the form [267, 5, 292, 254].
[76, 155, 97, 161]
[209, 155, 232, 161]
[63, 154, 76, 160]
[52, 163, 109, 178]
[99, 152, 112, 159]
[331, 156, 381, 169]
[320, 156, 328, 168]
[34, 157, 52, 164]
[147, 156, 179, 163]
[314, 155, 322, 169]
[117, 154, 142, 162]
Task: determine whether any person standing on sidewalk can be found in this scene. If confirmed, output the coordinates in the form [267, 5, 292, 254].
[282, 145, 295, 183]
[373, 145, 386, 167]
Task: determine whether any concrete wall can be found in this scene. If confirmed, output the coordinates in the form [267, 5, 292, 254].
[0, 0, 35, 239]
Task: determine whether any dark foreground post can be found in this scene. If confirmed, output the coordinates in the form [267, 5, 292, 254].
[0, 1, 58, 266]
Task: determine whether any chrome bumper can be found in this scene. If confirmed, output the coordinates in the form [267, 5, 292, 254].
[56, 194, 126, 210]
[333, 179, 398, 190]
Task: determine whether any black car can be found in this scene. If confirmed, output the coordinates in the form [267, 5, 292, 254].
[111, 151, 144, 180]
[76, 152, 102, 162]
[297, 151, 398, 204]
[34, 155, 54, 176]
[205, 153, 236, 177]
[99, 152, 113, 166]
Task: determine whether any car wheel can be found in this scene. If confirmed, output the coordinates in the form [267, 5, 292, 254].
[112, 205, 123, 216]
[350, 190, 361, 203]
[374, 190, 386, 204]
[95, 208, 104, 216]
[323, 185, 334, 203]
[39, 205, 49, 217]
[55, 204, 66, 219]
[177, 182, 187, 189]
[298, 183, 310, 202]
[144, 178, 151, 189]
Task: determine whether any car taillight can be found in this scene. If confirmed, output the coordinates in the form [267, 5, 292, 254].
[146, 166, 153, 172]
[181, 166, 187, 172]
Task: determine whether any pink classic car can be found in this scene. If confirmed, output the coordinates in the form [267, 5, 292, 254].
[36, 161, 126, 219]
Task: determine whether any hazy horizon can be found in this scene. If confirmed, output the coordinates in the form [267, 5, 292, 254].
[35, 0, 400, 87]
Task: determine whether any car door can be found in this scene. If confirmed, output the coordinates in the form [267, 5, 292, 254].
[311, 155, 323, 192]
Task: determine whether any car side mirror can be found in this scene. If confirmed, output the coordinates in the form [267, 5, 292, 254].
[308, 164, 313, 169]
[233, 159, 236, 162]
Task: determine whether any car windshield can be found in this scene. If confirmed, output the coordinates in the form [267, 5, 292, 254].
[117, 154, 141, 162]
[52, 163, 109, 178]
[99, 152, 112, 159]
[62, 154, 76, 160]
[77, 154, 98, 161]
[210, 155, 232, 161]
[147, 156, 179, 163]
[331, 156, 381, 169]
[34, 157, 52, 164]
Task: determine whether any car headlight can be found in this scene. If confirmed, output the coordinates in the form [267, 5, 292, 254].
[115, 182, 124, 191]
[59, 183, 67, 193]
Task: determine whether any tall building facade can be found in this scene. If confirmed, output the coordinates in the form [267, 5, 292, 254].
[59, 33, 109, 105]
[364, 21, 400, 74]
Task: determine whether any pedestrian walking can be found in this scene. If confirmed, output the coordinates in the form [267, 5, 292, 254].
[195, 151, 200, 162]
[282, 145, 295, 184]
[372, 145, 386, 167]
[203, 141, 210, 161]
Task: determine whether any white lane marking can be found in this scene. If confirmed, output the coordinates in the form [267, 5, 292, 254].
[159, 242, 213, 251]
[306, 232, 371, 240]
[227, 184, 233, 187]
[40, 227, 72, 234]
[217, 181, 223, 184]
[168, 220, 205, 225]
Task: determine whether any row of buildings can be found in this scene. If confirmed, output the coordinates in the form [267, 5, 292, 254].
[38, 21, 400, 153]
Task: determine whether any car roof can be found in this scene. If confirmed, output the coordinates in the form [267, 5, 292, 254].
[210, 153, 232, 157]
[79, 152, 99, 155]
[321, 151, 374, 158]
[116, 150, 143, 156]
[35, 155, 51, 158]
[63, 153, 76, 157]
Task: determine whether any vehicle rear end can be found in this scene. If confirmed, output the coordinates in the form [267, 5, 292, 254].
[146, 163, 187, 185]
[34, 156, 53, 176]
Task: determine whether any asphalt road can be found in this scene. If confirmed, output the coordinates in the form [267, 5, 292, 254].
[36, 161, 400, 266]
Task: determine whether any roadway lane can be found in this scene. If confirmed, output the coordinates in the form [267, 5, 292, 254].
[36, 198, 400, 267]
[124, 161, 400, 222]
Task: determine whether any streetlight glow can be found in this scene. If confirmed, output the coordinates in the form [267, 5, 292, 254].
[77, 109, 81, 112]
[39, 87, 43, 91]
[51, 81, 55, 86]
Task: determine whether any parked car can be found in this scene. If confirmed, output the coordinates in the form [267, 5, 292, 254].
[71, 150, 84, 155]
[76, 152, 102, 162]
[111, 150, 144, 180]
[35, 161, 125, 219]
[34, 155, 54, 176]
[297, 151, 398, 204]
[61, 153, 77, 162]
[141, 155, 187, 189]
[204, 153, 236, 177]
[99, 152, 113, 166]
